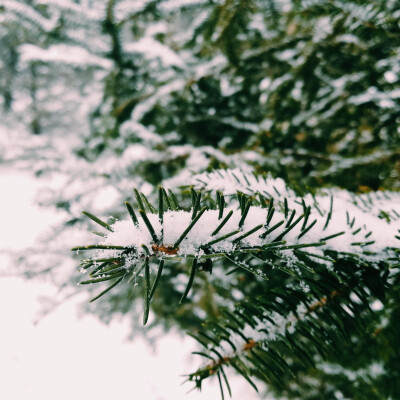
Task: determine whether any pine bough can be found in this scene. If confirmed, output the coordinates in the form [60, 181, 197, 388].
[72, 170, 400, 396]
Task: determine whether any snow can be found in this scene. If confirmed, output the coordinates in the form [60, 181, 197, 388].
[36, 0, 105, 21]
[120, 120, 164, 144]
[124, 37, 184, 68]
[113, 0, 152, 22]
[160, 0, 207, 11]
[336, 33, 360, 44]
[314, 150, 398, 180]
[317, 360, 385, 382]
[349, 88, 400, 106]
[19, 44, 112, 69]
[131, 79, 187, 121]
[3, 0, 59, 32]
[259, 77, 271, 90]
[0, 277, 259, 400]
[0, 170, 63, 253]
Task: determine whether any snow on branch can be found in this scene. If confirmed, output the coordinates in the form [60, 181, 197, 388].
[72, 170, 399, 319]
[124, 37, 184, 68]
[19, 44, 112, 69]
[3, 0, 60, 32]
[189, 168, 400, 254]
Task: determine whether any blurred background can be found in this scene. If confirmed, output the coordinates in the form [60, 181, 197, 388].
[0, 0, 399, 399]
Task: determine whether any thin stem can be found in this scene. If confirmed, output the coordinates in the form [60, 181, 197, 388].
[297, 219, 317, 239]
[82, 211, 113, 232]
[89, 275, 124, 303]
[134, 188, 145, 210]
[205, 230, 240, 247]
[232, 224, 263, 244]
[143, 258, 150, 325]
[238, 201, 251, 228]
[212, 210, 233, 236]
[139, 210, 158, 243]
[174, 207, 207, 248]
[149, 260, 164, 301]
[260, 220, 284, 239]
[180, 259, 198, 303]
[125, 201, 139, 226]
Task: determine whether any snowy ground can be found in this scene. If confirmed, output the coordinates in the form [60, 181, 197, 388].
[0, 168, 261, 400]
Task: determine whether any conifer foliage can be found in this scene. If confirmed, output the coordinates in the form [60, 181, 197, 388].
[73, 171, 400, 398]
[2, 0, 400, 398]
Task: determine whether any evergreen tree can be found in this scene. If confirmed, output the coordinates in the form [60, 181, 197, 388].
[2, 0, 400, 398]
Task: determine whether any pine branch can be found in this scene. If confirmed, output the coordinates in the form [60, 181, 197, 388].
[72, 176, 399, 397]
[186, 259, 389, 393]
[72, 182, 399, 322]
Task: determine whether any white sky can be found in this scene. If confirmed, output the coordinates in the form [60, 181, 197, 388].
[0, 169, 261, 400]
